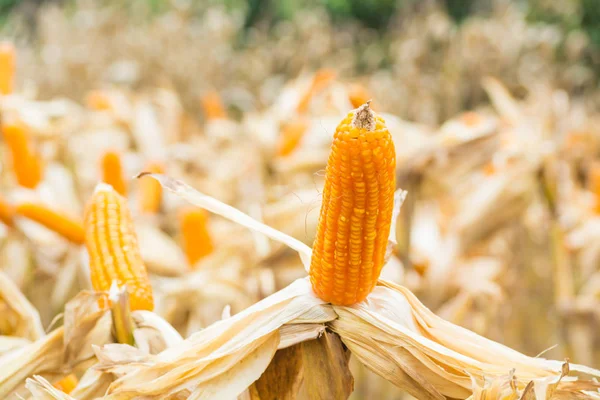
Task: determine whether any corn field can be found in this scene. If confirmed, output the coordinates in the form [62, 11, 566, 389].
[1, 0, 600, 399]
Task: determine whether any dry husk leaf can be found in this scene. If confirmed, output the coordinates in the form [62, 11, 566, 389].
[90, 175, 600, 399]
[0, 271, 44, 340]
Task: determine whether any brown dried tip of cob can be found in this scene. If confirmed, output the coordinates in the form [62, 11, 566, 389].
[309, 101, 396, 305]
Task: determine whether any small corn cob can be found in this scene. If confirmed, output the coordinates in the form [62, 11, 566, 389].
[0, 42, 15, 95]
[16, 203, 84, 244]
[84, 183, 154, 311]
[179, 208, 214, 266]
[201, 90, 227, 120]
[101, 150, 127, 196]
[2, 122, 43, 188]
[85, 90, 112, 111]
[0, 195, 14, 227]
[277, 119, 308, 157]
[309, 102, 396, 305]
[139, 162, 164, 214]
[348, 84, 371, 109]
[297, 69, 336, 114]
[590, 162, 600, 214]
[53, 374, 78, 394]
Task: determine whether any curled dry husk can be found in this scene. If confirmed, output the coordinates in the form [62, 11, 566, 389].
[0, 286, 182, 398]
[0, 271, 44, 341]
[88, 175, 600, 400]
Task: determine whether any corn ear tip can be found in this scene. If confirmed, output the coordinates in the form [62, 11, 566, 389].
[94, 182, 117, 194]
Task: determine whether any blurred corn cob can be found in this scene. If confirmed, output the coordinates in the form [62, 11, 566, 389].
[53, 374, 78, 394]
[179, 208, 214, 267]
[15, 202, 84, 244]
[0, 194, 15, 227]
[139, 162, 164, 214]
[0, 42, 15, 95]
[2, 122, 43, 189]
[100, 150, 127, 196]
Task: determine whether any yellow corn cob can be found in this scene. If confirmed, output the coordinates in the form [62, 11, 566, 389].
[85, 90, 112, 111]
[101, 150, 127, 196]
[0, 42, 15, 95]
[16, 203, 84, 244]
[179, 208, 214, 267]
[348, 84, 371, 109]
[139, 162, 164, 214]
[309, 102, 396, 305]
[2, 122, 43, 188]
[297, 69, 336, 114]
[0, 195, 14, 227]
[84, 183, 154, 311]
[53, 374, 78, 394]
[277, 119, 308, 157]
[590, 162, 600, 214]
[201, 90, 227, 120]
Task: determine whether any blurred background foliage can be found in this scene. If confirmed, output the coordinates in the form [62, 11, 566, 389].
[4, 0, 599, 63]
[2, 0, 599, 39]
[2, 0, 599, 124]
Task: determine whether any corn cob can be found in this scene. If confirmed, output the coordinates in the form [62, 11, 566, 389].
[15, 203, 84, 244]
[590, 162, 600, 214]
[179, 208, 214, 266]
[53, 374, 78, 394]
[0, 195, 14, 227]
[277, 119, 308, 157]
[0, 42, 15, 95]
[84, 183, 154, 311]
[297, 69, 336, 114]
[101, 150, 127, 196]
[309, 102, 396, 305]
[85, 90, 112, 111]
[201, 90, 227, 120]
[139, 162, 164, 214]
[2, 122, 43, 188]
[348, 84, 371, 109]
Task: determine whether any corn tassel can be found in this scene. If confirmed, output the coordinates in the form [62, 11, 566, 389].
[277, 119, 308, 156]
[201, 90, 227, 120]
[0, 195, 14, 227]
[179, 208, 214, 266]
[15, 203, 84, 244]
[309, 102, 396, 305]
[139, 162, 164, 214]
[84, 183, 154, 311]
[101, 150, 127, 196]
[297, 69, 336, 114]
[53, 374, 78, 394]
[2, 122, 43, 188]
[0, 42, 15, 95]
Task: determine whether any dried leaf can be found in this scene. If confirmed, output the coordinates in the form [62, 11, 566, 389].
[299, 332, 353, 400]
[251, 344, 303, 400]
